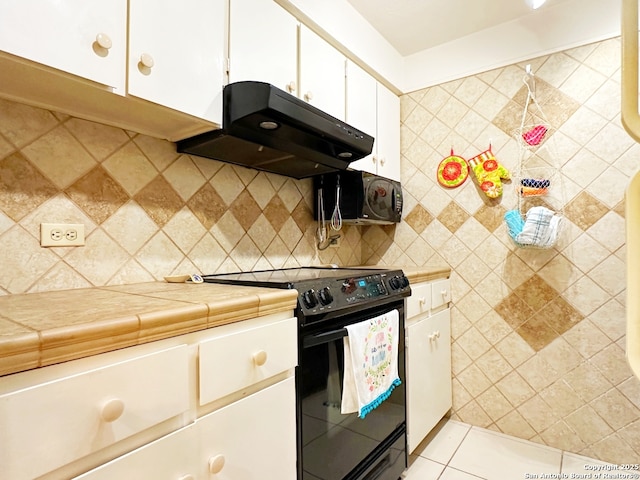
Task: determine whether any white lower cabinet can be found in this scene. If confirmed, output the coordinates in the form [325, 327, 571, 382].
[76, 377, 296, 480]
[0, 345, 190, 480]
[0, 313, 297, 479]
[74, 424, 198, 479]
[195, 377, 297, 479]
[405, 280, 452, 453]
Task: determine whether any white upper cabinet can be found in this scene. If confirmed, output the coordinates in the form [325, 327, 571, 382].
[128, 0, 225, 123]
[347, 61, 401, 181]
[0, 0, 127, 91]
[228, 0, 298, 94]
[376, 83, 401, 181]
[299, 25, 346, 121]
[345, 60, 377, 170]
[0, 0, 224, 137]
[229, 5, 346, 121]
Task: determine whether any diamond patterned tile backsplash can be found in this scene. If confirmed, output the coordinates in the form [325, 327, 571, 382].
[1, 36, 639, 464]
[0, 102, 360, 294]
[371, 37, 638, 464]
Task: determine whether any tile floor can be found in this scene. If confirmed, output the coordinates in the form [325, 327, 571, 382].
[405, 418, 620, 480]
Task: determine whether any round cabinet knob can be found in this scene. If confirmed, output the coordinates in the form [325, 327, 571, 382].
[253, 350, 268, 366]
[419, 297, 426, 305]
[139, 53, 155, 69]
[372, 155, 377, 165]
[304, 91, 313, 101]
[208, 454, 225, 474]
[441, 289, 448, 297]
[95, 33, 112, 50]
[286, 81, 296, 93]
[100, 398, 125, 422]
[380, 157, 386, 166]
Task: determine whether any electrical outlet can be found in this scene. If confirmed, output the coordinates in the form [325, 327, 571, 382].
[40, 223, 85, 247]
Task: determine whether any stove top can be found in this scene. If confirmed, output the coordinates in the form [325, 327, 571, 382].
[202, 267, 411, 323]
[202, 267, 390, 286]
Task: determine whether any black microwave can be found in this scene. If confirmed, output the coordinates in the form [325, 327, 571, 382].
[314, 171, 403, 225]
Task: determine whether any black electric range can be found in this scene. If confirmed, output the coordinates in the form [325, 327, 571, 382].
[202, 266, 411, 325]
[203, 266, 412, 480]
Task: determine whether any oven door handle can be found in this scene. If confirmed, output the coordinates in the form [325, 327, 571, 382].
[302, 328, 348, 348]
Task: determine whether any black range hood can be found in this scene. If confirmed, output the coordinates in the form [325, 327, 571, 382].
[176, 81, 374, 179]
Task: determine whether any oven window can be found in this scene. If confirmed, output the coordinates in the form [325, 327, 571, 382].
[299, 327, 405, 480]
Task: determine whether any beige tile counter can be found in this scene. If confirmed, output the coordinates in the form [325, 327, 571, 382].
[0, 282, 297, 377]
[0, 266, 449, 378]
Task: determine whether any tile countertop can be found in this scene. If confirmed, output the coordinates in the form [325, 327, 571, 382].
[0, 266, 449, 378]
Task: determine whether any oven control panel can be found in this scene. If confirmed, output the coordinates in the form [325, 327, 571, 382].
[298, 271, 410, 317]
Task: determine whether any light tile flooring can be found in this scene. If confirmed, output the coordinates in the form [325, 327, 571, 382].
[405, 419, 615, 480]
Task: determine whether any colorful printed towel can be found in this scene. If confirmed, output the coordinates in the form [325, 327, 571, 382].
[341, 309, 401, 419]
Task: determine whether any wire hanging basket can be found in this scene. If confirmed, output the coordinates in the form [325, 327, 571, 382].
[504, 66, 565, 250]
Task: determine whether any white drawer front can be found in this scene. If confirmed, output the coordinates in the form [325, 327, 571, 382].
[199, 317, 297, 405]
[406, 282, 431, 319]
[431, 279, 451, 310]
[0, 344, 190, 480]
[74, 424, 198, 480]
[196, 377, 297, 479]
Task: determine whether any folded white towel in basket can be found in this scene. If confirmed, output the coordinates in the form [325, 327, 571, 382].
[342, 309, 401, 419]
[516, 206, 561, 248]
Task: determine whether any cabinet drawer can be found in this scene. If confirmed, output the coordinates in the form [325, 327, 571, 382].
[196, 377, 297, 479]
[74, 424, 197, 480]
[0, 345, 190, 480]
[406, 282, 431, 319]
[431, 278, 451, 310]
[199, 317, 297, 405]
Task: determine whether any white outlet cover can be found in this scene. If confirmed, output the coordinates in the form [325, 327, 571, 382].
[40, 223, 85, 247]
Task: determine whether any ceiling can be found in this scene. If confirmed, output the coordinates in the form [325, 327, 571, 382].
[345, 0, 575, 56]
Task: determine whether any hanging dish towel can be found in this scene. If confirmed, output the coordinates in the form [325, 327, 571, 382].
[342, 309, 401, 419]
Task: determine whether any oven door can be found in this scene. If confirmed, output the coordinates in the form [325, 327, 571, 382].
[297, 301, 406, 480]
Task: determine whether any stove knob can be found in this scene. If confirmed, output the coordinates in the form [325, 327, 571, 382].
[319, 287, 334, 306]
[390, 275, 410, 290]
[302, 289, 318, 309]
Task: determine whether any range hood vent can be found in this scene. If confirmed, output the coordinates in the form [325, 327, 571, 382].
[176, 81, 374, 179]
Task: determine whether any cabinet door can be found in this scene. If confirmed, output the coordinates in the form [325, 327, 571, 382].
[346, 60, 377, 175]
[0, 0, 127, 91]
[128, 0, 225, 123]
[406, 308, 452, 453]
[228, 0, 298, 94]
[195, 377, 297, 479]
[73, 425, 198, 480]
[376, 84, 401, 181]
[299, 25, 346, 121]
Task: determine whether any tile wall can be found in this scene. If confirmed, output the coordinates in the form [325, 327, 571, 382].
[364, 37, 640, 463]
[1, 35, 639, 465]
[0, 103, 361, 294]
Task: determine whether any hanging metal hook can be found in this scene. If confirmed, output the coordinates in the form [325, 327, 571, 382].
[523, 64, 536, 100]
